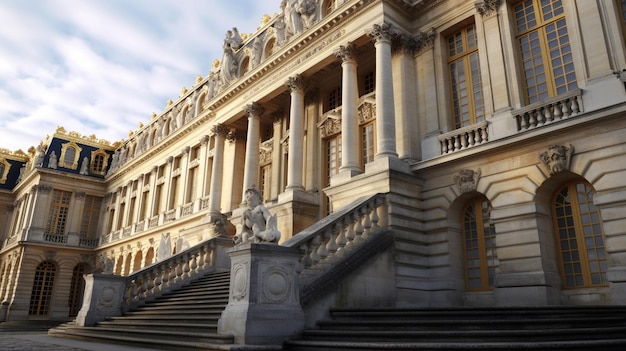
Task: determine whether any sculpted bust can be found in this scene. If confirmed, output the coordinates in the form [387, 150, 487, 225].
[234, 186, 281, 245]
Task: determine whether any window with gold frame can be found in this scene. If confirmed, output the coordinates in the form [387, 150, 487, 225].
[447, 23, 485, 129]
[513, 0, 578, 104]
[59, 141, 82, 170]
[90, 149, 109, 175]
[0, 158, 11, 184]
[462, 196, 498, 291]
[552, 181, 608, 288]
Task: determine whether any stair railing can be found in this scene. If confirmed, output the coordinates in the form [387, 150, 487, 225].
[283, 193, 391, 303]
[122, 236, 232, 312]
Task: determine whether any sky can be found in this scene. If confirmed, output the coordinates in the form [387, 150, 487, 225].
[0, 0, 281, 152]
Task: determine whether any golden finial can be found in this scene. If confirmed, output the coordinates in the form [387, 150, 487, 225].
[195, 74, 203, 84]
[261, 14, 271, 26]
[138, 122, 144, 128]
[241, 33, 249, 41]
[128, 130, 134, 137]
[212, 59, 220, 69]
[151, 112, 157, 119]
[181, 86, 188, 96]
[167, 99, 173, 106]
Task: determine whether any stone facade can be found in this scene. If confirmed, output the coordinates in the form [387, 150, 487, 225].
[0, 0, 626, 327]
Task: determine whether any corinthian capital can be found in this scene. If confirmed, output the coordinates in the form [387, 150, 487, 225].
[244, 102, 265, 117]
[475, 0, 499, 17]
[334, 42, 357, 62]
[286, 75, 304, 93]
[366, 22, 396, 44]
[211, 124, 230, 138]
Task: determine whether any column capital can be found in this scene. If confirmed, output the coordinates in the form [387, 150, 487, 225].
[211, 124, 230, 138]
[475, 0, 499, 17]
[286, 75, 304, 93]
[227, 129, 246, 143]
[200, 134, 210, 145]
[366, 22, 396, 44]
[414, 28, 436, 54]
[334, 42, 357, 62]
[244, 102, 265, 117]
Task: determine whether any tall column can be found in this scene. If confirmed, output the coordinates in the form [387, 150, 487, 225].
[334, 43, 361, 175]
[270, 114, 283, 200]
[242, 103, 264, 203]
[209, 124, 228, 215]
[286, 75, 305, 190]
[367, 23, 398, 159]
[198, 135, 210, 197]
[25, 185, 53, 241]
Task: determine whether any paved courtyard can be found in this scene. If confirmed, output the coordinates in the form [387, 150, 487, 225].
[0, 331, 160, 351]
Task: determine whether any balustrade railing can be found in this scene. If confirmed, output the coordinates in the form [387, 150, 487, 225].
[148, 216, 158, 228]
[122, 227, 132, 238]
[283, 193, 388, 289]
[181, 203, 193, 217]
[438, 120, 488, 155]
[79, 237, 99, 248]
[121, 237, 232, 312]
[164, 209, 176, 222]
[514, 89, 582, 132]
[44, 233, 67, 244]
[135, 220, 145, 234]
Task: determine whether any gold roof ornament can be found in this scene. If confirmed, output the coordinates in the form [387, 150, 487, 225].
[151, 112, 157, 119]
[195, 74, 203, 84]
[181, 86, 188, 96]
[138, 122, 144, 128]
[167, 99, 173, 106]
[212, 59, 220, 69]
[261, 14, 271, 26]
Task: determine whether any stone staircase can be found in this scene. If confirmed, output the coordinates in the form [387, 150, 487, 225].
[48, 270, 261, 350]
[283, 306, 626, 350]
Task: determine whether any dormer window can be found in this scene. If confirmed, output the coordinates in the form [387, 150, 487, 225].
[90, 149, 110, 175]
[59, 141, 82, 170]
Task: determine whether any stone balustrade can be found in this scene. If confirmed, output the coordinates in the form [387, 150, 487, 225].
[76, 237, 233, 326]
[438, 120, 489, 155]
[283, 193, 388, 288]
[514, 89, 582, 132]
[44, 233, 67, 244]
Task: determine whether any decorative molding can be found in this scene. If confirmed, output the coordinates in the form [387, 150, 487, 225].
[58, 141, 83, 170]
[453, 169, 481, 193]
[475, 0, 499, 17]
[366, 22, 396, 44]
[286, 74, 304, 93]
[414, 28, 436, 54]
[244, 102, 265, 117]
[539, 144, 574, 175]
[334, 42, 357, 62]
[211, 124, 230, 138]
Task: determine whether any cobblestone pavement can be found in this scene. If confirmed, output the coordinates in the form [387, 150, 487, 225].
[0, 332, 161, 351]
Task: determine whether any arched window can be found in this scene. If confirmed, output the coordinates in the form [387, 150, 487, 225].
[114, 255, 123, 275]
[29, 261, 57, 315]
[264, 38, 275, 58]
[240, 56, 250, 76]
[68, 263, 86, 317]
[462, 196, 498, 291]
[90, 149, 110, 175]
[59, 141, 82, 170]
[133, 251, 143, 273]
[323, 0, 336, 16]
[552, 181, 608, 288]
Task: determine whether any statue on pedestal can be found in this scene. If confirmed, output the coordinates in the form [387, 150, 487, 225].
[234, 186, 281, 244]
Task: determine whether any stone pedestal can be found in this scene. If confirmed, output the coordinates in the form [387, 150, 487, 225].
[218, 243, 304, 345]
[76, 274, 127, 327]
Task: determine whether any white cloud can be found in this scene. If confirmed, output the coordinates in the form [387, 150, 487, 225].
[0, 0, 281, 151]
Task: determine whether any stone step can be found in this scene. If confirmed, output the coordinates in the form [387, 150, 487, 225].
[284, 339, 626, 350]
[96, 320, 219, 332]
[300, 326, 626, 342]
[133, 301, 228, 311]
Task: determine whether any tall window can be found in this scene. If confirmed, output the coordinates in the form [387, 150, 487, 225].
[260, 164, 271, 199]
[514, 0, 577, 104]
[29, 261, 56, 315]
[325, 134, 342, 185]
[462, 196, 498, 291]
[361, 122, 375, 167]
[45, 190, 72, 235]
[448, 24, 484, 129]
[186, 167, 197, 203]
[552, 181, 608, 288]
[327, 86, 341, 111]
[363, 71, 375, 95]
[80, 195, 101, 238]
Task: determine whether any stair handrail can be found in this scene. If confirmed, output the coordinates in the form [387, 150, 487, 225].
[283, 193, 390, 302]
[121, 236, 233, 312]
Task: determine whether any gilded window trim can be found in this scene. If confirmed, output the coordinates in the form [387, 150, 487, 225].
[59, 141, 82, 170]
[90, 149, 110, 175]
[0, 158, 11, 184]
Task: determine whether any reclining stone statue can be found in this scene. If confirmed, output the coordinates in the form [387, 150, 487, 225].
[234, 186, 281, 244]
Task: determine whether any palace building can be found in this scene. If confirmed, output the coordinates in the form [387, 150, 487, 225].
[1, 0, 626, 338]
